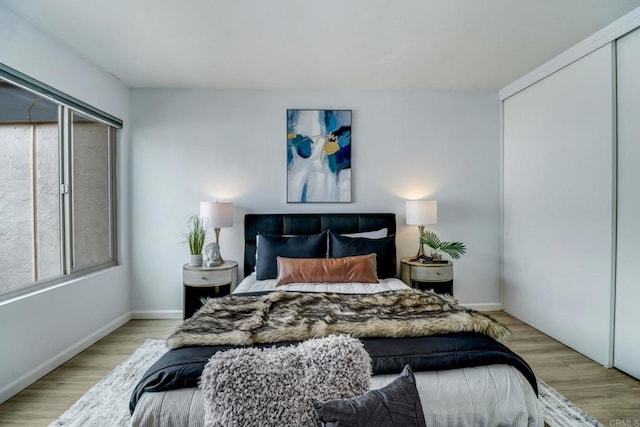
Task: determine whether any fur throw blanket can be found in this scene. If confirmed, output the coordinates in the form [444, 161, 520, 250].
[167, 289, 510, 350]
[200, 335, 371, 427]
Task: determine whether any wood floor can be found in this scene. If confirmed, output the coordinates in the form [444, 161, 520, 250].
[0, 312, 639, 426]
[491, 312, 640, 424]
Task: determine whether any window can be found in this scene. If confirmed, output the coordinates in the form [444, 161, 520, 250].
[70, 112, 116, 271]
[0, 67, 120, 299]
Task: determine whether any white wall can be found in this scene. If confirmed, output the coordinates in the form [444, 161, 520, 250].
[0, 5, 130, 403]
[130, 89, 501, 315]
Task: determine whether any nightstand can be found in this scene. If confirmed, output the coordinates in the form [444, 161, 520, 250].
[400, 257, 454, 296]
[182, 260, 238, 319]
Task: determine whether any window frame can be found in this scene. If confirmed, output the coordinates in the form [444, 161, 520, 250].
[0, 64, 122, 302]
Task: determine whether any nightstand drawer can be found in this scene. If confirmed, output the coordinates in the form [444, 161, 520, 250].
[410, 265, 453, 282]
[183, 269, 233, 286]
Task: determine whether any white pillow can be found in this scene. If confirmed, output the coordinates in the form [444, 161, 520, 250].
[341, 228, 388, 239]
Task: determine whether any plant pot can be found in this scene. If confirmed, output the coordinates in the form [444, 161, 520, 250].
[189, 254, 203, 267]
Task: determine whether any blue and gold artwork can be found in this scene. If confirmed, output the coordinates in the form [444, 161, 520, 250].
[287, 109, 352, 203]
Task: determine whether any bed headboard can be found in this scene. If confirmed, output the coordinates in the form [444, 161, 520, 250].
[243, 213, 396, 277]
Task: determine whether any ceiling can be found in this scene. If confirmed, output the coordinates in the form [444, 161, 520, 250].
[2, 0, 640, 91]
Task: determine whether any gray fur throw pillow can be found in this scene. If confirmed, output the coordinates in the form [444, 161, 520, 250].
[199, 335, 372, 427]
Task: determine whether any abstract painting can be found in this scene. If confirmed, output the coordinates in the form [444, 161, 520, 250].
[287, 109, 352, 203]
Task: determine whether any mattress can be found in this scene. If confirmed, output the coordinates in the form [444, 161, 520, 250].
[132, 364, 542, 426]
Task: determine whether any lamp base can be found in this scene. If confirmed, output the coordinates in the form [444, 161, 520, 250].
[410, 225, 428, 262]
[205, 257, 224, 267]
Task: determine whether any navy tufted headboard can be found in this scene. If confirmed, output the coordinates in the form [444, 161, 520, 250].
[243, 213, 396, 277]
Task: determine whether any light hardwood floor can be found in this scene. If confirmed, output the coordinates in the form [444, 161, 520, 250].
[491, 312, 640, 424]
[0, 320, 179, 427]
[0, 313, 639, 426]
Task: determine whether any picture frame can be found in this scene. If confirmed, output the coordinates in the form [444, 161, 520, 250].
[286, 109, 352, 203]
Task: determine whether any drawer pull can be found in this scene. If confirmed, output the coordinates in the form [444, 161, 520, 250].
[202, 277, 208, 280]
[436, 272, 441, 275]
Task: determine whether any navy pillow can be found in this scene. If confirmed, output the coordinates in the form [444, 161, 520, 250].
[329, 232, 396, 278]
[314, 365, 426, 427]
[255, 232, 328, 280]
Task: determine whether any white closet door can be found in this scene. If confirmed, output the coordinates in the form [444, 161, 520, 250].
[503, 44, 615, 366]
[615, 27, 640, 379]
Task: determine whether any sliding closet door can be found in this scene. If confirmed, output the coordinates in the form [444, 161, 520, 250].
[503, 44, 615, 366]
[615, 28, 640, 379]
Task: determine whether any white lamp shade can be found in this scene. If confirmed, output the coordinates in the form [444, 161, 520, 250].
[406, 200, 437, 225]
[200, 201, 233, 228]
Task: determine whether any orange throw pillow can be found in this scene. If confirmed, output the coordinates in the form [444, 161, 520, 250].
[276, 254, 379, 285]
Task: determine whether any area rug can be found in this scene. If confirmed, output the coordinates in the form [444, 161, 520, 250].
[50, 338, 167, 427]
[50, 338, 603, 427]
[537, 378, 604, 427]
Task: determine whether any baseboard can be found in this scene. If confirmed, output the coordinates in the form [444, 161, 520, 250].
[0, 312, 130, 405]
[130, 310, 183, 319]
[461, 302, 503, 312]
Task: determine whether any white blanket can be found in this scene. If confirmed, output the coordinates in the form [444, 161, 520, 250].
[133, 365, 543, 427]
[233, 272, 411, 294]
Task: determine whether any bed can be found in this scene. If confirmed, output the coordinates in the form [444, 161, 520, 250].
[130, 213, 543, 426]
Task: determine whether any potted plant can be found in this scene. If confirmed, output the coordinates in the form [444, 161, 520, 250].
[420, 230, 466, 260]
[184, 215, 206, 266]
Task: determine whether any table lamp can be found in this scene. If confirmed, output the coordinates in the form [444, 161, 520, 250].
[200, 201, 233, 266]
[405, 200, 437, 260]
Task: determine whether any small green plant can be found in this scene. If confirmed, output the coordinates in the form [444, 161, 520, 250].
[183, 215, 206, 255]
[420, 230, 467, 260]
